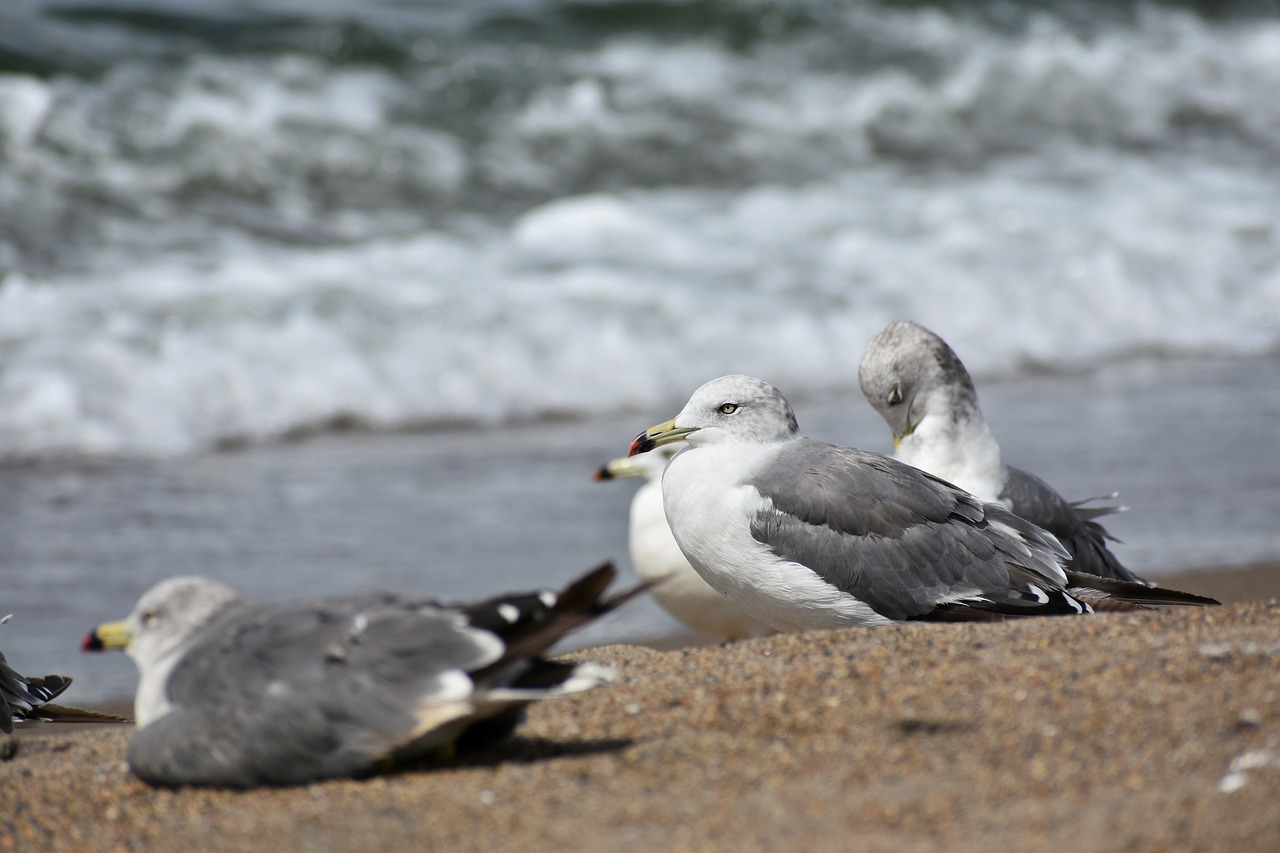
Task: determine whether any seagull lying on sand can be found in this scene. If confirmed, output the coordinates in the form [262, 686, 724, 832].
[628, 375, 1215, 634]
[83, 563, 642, 788]
[858, 320, 1144, 584]
[2, 615, 73, 733]
[595, 449, 772, 642]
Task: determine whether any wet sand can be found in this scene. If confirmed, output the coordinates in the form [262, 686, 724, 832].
[3, 564, 1278, 852]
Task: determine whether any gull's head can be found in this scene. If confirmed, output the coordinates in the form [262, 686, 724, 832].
[857, 320, 977, 445]
[629, 375, 799, 455]
[83, 576, 244, 670]
[595, 445, 678, 482]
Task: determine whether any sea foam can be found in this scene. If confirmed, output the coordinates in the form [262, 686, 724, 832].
[1, 161, 1276, 460]
[0, 1, 1277, 459]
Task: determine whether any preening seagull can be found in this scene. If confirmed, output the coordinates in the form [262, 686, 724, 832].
[857, 320, 1144, 584]
[595, 449, 773, 642]
[2, 615, 73, 733]
[83, 564, 642, 788]
[628, 375, 1214, 634]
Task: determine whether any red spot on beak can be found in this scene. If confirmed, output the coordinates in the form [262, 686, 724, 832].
[628, 434, 655, 457]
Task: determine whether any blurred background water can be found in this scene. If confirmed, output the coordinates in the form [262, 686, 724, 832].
[1, 0, 1278, 701]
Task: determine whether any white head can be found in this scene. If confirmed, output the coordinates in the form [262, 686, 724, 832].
[630, 375, 800, 456]
[857, 321, 981, 443]
[87, 576, 244, 669]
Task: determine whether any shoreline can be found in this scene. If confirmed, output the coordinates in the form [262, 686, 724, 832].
[49, 560, 1280, 717]
[16, 560, 1280, 722]
[7, 350, 1278, 705]
[3, 562, 1278, 850]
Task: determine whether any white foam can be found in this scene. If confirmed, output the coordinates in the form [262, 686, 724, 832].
[501, 9, 1280, 173]
[0, 75, 53, 150]
[1, 6, 1278, 459]
[2, 154, 1276, 461]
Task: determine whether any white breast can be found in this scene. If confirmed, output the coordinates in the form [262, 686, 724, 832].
[628, 477, 771, 641]
[662, 442, 893, 632]
[897, 414, 1007, 506]
[131, 648, 183, 728]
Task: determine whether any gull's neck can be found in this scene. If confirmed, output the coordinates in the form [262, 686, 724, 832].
[895, 389, 1007, 504]
[132, 645, 187, 728]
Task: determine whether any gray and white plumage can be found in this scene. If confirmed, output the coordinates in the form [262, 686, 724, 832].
[1, 615, 73, 734]
[83, 564, 638, 788]
[594, 450, 773, 642]
[628, 375, 1094, 633]
[857, 320, 1145, 585]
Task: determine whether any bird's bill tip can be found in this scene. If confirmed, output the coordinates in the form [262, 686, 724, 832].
[595, 457, 642, 480]
[83, 620, 131, 653]
[628, 419, 695, 457]
[628, 432, 655, 457]
[897, 414, 917, 441]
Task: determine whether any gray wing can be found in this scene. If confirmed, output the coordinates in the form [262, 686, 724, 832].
[128, 595, 502, 788]
[1000, 466, 1145, 584]
[127, 564, 635, 787]
[748, 440, 1080, 621]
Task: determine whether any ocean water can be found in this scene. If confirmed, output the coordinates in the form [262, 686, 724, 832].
[1, 0, 1277, 458]
[4, 353, 1279, 702]
[1, 0, 1279, 700]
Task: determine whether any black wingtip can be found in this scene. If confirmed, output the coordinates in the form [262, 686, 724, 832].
[26, 674, 73, 704]
[469, 561, 649, 681]
[553, 560, 661, 618]
[551, 561, 619, 614]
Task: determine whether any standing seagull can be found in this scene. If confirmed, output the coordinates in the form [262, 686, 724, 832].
[83, 563, 641, 788]
[1, 616, 73, 733]
[858, 320, 1144, 584]
[595, 449, 773, 642]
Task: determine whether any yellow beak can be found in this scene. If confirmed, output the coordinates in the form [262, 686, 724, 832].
[894, 411, 917, 447]
[83, 620, 132, 652]
[628, 419, 700, 457]
[594, 456, 646, 481]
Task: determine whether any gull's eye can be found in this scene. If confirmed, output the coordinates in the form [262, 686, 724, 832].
[718, 403, 738, 415]
[139, 610, 159, 628]
[886, 386, 902, 407]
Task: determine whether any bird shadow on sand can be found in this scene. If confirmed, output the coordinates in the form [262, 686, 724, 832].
[415, 734, 635, 774]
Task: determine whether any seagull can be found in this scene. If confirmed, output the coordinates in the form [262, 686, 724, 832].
[2, 615, 73, 734]
[857, 320, 1144, 584]
[628, 375, 1214, 634]
[595, 449, 773, 642]
[83, 563, 642, 788]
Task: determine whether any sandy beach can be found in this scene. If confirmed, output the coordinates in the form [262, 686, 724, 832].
[3, 1, 1278, 848]
[2, 563, 1277, 852]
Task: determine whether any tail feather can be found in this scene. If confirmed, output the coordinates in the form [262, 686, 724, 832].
[470, 562, 651, 682]
[23, 703, 132, 724]
[1069, 493, 1129, 522]
[1064, 570, 1220, 607]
